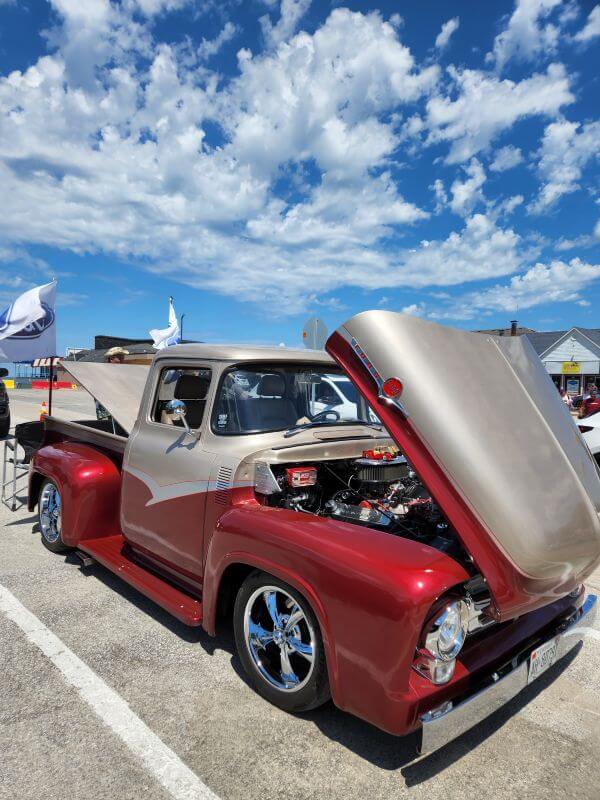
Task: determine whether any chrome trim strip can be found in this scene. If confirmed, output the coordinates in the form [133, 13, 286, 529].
[419, 594, 598, 755]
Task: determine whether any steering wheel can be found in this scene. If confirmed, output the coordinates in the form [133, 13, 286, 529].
[310, 409, 341, 423]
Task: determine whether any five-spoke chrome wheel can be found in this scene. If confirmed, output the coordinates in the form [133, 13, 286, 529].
[40, 482, 61, 543]
[38, 480, 69, 553]
[243, 585, 316, 692]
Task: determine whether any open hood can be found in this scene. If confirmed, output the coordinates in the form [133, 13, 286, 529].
[327, 311, 600, 619]
[61, 362, 150, 434]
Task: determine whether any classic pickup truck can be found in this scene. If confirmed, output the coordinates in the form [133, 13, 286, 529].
[28, 311, 600, 755]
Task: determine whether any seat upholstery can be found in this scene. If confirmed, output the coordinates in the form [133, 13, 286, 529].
[161, 373, 210, 429]
[238, 373, 298, 431]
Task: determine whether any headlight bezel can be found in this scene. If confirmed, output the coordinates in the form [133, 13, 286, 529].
[424, 598, 470, 662]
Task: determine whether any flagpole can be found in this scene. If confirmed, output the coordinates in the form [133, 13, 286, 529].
[48, 357, 54, 417]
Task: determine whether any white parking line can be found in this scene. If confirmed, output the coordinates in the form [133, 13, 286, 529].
[0, 583, 219, 800]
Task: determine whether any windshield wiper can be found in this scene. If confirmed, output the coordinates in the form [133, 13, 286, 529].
[284, 420, 381, 438]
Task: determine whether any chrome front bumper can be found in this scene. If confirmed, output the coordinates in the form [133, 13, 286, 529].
[419, 593, 598, 755]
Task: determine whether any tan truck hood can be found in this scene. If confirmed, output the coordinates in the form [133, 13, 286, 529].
[327, 311, 600, 617]
[61, 361, 150, 433]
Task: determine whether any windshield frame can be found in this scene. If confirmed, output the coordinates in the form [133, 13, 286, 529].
[210, 361, 370, 436]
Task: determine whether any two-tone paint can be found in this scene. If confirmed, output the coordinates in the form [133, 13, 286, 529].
[27, 318, 600, 739]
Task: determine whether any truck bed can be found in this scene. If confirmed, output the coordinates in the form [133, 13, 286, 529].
[43, 416, 127, 460]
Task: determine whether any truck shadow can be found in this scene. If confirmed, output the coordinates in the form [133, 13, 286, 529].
[66, 557, 582, 781]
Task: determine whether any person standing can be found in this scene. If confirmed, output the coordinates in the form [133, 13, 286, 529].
[559, 387, 573, 410]
[579, 385, 600, 418]
[96, 346, 129, 424]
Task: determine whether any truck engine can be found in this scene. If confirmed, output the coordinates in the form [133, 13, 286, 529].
[261, 449, 471, 566]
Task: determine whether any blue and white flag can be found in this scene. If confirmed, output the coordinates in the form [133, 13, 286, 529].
[149, 296, 181, 350]
[0, 280, 57, 361]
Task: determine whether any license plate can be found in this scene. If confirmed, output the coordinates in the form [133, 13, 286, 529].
[528, 637, 559, 683]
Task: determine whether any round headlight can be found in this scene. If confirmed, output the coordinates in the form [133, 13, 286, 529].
[426, 600, 469, 661]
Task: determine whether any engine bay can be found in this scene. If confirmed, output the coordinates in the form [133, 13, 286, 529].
[261, 447, 472, 569]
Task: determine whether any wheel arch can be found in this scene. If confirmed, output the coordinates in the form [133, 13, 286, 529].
[28, 442, 122, 546]
[206, 553, 340, 703]
[28, 470, 45, 512]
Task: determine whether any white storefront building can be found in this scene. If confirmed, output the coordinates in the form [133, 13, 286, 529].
[525, 327, 600, 395]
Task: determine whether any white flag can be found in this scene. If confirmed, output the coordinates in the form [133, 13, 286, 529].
[149, 296, 181, 350]
[0, 281, 57, 361]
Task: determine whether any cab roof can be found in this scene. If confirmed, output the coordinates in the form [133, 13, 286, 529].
[153, 343, 335, 365]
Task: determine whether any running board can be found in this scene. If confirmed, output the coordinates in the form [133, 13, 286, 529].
[78, 535, 203, 626]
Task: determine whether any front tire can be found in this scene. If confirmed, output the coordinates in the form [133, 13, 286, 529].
[233, 570, 330, 713]
[38, 480, 69, 553]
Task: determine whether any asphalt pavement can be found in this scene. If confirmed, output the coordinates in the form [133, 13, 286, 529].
[1, 388, 599, 800]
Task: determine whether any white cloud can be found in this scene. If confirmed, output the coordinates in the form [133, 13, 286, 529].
[457, 258, 600, 316]
[0, 7, 447, 314]
[0, 2, 592, 318]
[555, 220, 600, 251]
[530, 119, 600, 213]
[246, 171, 428, 247]
[424, 63, 573, 163]
[490, 0, 562, 71]
[431, 178, 447, 213]
[435, 17, 459, 50]
[449, 159, 486, 216]
[574, 5, 600, 42]
[490, 144, 523, 172]
[401, 302, 425, 316]
[496, 194, 524, 216]
[261, 0, 312, 48]
[229, 9, 438, 178]
[393, 213, 526, 288]
[197, 22, 238, 61]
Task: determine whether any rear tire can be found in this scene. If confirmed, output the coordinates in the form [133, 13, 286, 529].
[38, 480, 70, 553]
[233, 570, 330, 713]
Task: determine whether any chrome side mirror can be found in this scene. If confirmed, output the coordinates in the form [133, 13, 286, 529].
[164, 399, 192, 434]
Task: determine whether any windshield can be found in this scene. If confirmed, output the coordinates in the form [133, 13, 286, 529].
[212, 364, 371, 435]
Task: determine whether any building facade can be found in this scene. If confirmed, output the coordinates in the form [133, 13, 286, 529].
[524, 328, 600, 395]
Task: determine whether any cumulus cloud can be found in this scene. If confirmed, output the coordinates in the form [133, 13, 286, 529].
[401, 303, 425, 316]
[0, 1, 590, 317]
[393, 213, 525, 288]
[197, 21, 238, 61]
[490, 0, 562, 71]
[530, 119, 600, 213]
[435, 17, 459, 49]
[455, 258, 600, 316]
[261, 0, 312, 48]
[490, 144, 523, 172]
[496, 194, 524, 216]
[449, 159, 486, 216]
[424, 63, 573, 163]
[555, 220, 600, 251]
[574, 5, 600, 42]
[430, 178, 447, 213]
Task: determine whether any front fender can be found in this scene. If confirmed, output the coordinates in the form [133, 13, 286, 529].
[29, 442, 122, 546]
[204, 504, 469, 735]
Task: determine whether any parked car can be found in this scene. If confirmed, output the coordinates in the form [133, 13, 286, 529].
[0, 368, 10, 438]
[579, 412, 600, 466]
[310, 373, 379, 422]
[27, 312, 599, 757]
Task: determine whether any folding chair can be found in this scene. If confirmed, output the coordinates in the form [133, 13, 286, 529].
[1, 421, 44, 512]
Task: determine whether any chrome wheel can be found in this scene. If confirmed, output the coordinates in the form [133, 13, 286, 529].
[39, 482, 61, 544]
[243, 586, 316, 692]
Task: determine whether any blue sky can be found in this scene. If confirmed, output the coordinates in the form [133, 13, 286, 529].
[0, 0, 598, 354]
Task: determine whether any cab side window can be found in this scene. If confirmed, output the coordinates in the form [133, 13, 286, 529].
[153, 367, 212, 429]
